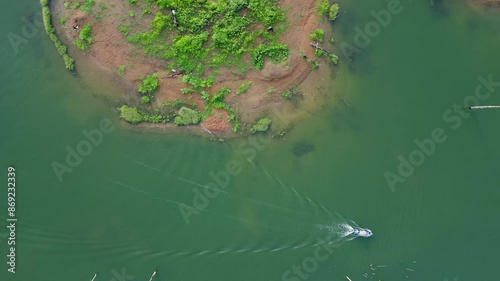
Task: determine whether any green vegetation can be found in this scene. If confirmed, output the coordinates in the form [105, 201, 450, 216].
[54, 0, 337, 130]
[111, 0, 295, 129]
[74, 24, 93, 51]
[281, 86, 301, 100]
[122, 0, 288, 92]
[138, 73, 160, 94]
[40, 0, 75, 70]
[329, 4, 339, 21]
[309, 59, 320, 70]
[162, 99, 193, 108]
[81, 0, 95, 14]
[174, 107, 202, 126]
[141, 96, 151, 104]
[236, 81, 252, 95]
[314, 47, 328, 57]
[311, 0, 341, 68]
[252, 43, 289, 70]
[250, 118, 272, 133]
[309, 29, 324, 43]
[118, 65, 126, 76]
[330, 53, 339, 64]
[318, 0, 330, 15]
[119, 24, 131, 36]
[119, 105, 170, 124]
[282, 89, 293, 99]
[60, 15, 69, 24]
[119, 105, 144, 124]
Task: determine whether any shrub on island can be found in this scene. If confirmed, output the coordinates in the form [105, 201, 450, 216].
[138, 73, 160, 94]
[250, 118, 272, 133]
[174, 107, 202, 126]
[309, 29, 325, 43]
[119, 105, 144, 124]
[40, 0, 75, 70]
[329, 4, 339, 21]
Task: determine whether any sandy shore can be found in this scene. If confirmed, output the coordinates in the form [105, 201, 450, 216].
[51, 0, 335, 136]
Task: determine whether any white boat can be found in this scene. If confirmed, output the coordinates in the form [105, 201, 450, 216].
[351, 227, 373, 238]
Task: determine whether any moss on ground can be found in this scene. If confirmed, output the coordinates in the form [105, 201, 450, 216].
[250, 117, 272, 133]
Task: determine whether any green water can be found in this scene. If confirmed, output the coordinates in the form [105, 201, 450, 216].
[1, 0, 500, 280]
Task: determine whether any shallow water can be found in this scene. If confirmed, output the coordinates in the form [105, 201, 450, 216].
[1, 0, 500, 280]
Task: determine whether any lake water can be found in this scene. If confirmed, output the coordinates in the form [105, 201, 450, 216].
[1, 0, 500, 280]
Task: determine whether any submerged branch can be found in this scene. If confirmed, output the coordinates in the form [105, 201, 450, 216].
[309, 42, 333, 56]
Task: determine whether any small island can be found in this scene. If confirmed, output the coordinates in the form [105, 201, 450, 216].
[43, 0, 340, 135]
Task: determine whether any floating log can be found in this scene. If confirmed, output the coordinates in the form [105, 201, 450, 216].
[336, 93, 354, 109]
[309, 42, 333, 56]
[469, 105, 500, 110]
[90, 273, 97, 281]
[148, 271, 157, 281]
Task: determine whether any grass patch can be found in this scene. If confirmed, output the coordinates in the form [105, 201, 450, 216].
[59, 15, 69, 24]
[119, 105, 144, 124]
[115, 0, 292, 127]
[141, 96, 151, 104]
[138, 73, 160, 94]
[162, 99, 193, 108]
[81, 0, 95, 14]
[118, 65, 126, 76]
[236, 81, 252, 95]
[309, 29, 324, 43]
[75, 24, 93, 50]
[250, 117, 272, 133]
[174, 107, 202, 126]
[252, 43, 289, 70]
[330, 53, 339, 64]
[318, 0, 330, 15]
[119, 24, 131, 36]
[119, 105, 171, 124]
[329, 4, 339, 21]
[281, 86, 301, 100]
[123, 0, 288, 75]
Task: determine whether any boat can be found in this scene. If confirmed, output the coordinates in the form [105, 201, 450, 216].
[351, 227, 373, 238]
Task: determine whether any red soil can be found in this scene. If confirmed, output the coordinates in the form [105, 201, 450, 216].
[51, 0, 329, 135]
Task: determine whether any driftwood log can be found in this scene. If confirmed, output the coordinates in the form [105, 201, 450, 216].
[309, 42, 333, 56]
[469, 105, 500, 110]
